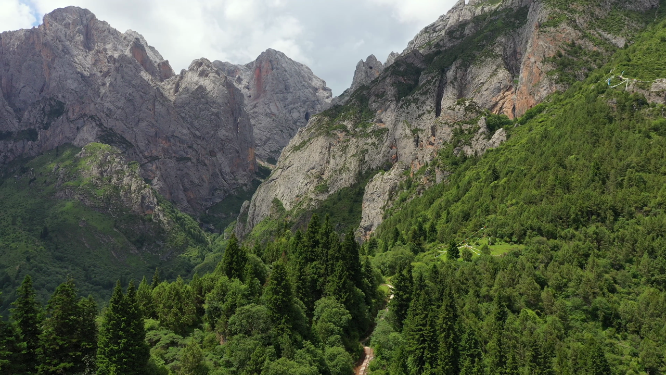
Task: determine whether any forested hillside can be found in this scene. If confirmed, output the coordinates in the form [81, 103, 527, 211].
[0, 144, 212, 316]
[365, 11, 666, 375]
[0, 215, 382, 374]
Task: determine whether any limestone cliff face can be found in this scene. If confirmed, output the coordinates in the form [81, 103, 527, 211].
[214, 49, 332, 162]
[238, 0, 661, 239]
[0, 6, 256, 213]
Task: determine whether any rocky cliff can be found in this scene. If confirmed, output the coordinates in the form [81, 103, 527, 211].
[237, 0, 662, 239]
[214, 49, 332, 163]
[0, 6, 256, 213]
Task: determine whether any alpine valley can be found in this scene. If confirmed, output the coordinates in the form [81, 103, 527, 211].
[1, 0, 666, 374]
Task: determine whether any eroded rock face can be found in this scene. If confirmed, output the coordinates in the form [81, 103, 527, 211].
[238, 0, 660, 239]
[350, 55, 385, 92]
[214, 49, 332, 162]
[0, 6, 256, 213]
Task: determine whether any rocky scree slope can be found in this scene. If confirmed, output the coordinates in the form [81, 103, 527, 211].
[214, 49, 332, 163]
[0, 6, 256, 214]
[237, 0, 663, 239]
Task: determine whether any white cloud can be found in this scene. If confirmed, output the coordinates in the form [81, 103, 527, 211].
[2, 0, 457, 94]
[0, 0, 37, 31]
[367, 0, 458, 24]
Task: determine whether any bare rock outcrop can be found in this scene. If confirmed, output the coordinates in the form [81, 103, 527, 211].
[350, 55, 385, 92]
[0, 6, 256, 213]
[214, 49, 332, 162]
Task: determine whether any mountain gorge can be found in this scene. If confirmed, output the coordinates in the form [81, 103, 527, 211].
[2, 0, 666, 373]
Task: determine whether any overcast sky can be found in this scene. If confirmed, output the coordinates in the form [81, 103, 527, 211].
[0, 0, 457, 95]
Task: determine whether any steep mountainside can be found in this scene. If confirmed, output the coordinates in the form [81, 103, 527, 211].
[237, 0, 662, 240]
[214, 49, 332, 163]
[0, 6, 256, 214]
[0, 143, 211, 315]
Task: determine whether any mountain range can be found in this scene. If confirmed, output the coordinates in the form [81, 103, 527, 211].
[2, 1, 666, 372]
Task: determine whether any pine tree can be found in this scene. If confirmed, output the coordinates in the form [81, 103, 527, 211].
[0, 292, 20, 374]
[486, 292, 509, 374]
[403, 278, 438, 375]
[448, 240, 460, 261]
[527, 337, 553, 375]
[437, 285, 459, 375]
[97, 281, 125, 375]
[219, 234, 247, 280]
[78, 295, 98, 372]
[11, 275, 42, 375]
[137, 276, 155, 319]
[390, 264, 413, 331]
[265, 261, 295, 331]
[38, 277, 96, 374]
[125, 281, 150, 373]
[151, 268, 161, 289]
[340, 229, 362, 286]
[459, 326, 483, 375]
[153, 277, 197, 334]
[97, 281, 149, 375]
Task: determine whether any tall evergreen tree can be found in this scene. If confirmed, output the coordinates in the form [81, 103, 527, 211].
[97, 281, 125, 375]
[125, 281, 150, 373]
[78, 295, 98, 371]
[219, 234, 247, 280]
[486, 291, 509, 375]
[390, 263, 413, 331]
[11, 275, 42, 375]
[151, 268, 161, 289]
[459, 326, 483, 375]
[265, 261, 295, 331]
[448, 240, 460, 261]
[437, 285, 460, 375]
[137, 276, 155, 319]
[340, 229, 362, 286]
[38, 278, 96, 374]
[402, 278, 438, 375]
[97, 281, 149, 375]
[0, 292, 20, 374]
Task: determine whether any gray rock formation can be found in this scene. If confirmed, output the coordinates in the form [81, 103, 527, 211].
[237, 0, 661, 239]
[350, 55, 385, 92]
[384, 52, 399, 67]
[0, 6, 256, 213]
[214, 49, 332, 162]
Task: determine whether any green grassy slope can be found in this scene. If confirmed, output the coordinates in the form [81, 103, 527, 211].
[0, 144, 210, 315]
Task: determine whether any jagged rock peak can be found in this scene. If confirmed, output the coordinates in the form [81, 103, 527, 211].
[213, 49, 332, 162]
[0, 6, 256, 213]
[350, 54, 384, 92]
[385, 52, 399, 67]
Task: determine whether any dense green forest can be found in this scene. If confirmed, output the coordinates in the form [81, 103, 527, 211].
[366, 12, 666, 375]
[0, 215, 383, 374]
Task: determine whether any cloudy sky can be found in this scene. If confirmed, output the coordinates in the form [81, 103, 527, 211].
[0, 0, 457, 94]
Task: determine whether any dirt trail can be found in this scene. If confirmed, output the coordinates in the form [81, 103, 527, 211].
[354, 346, 375, 375]
[354, 284, 392, 375]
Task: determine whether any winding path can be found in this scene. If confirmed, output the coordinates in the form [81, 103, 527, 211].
[354, 284, 393, 375]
